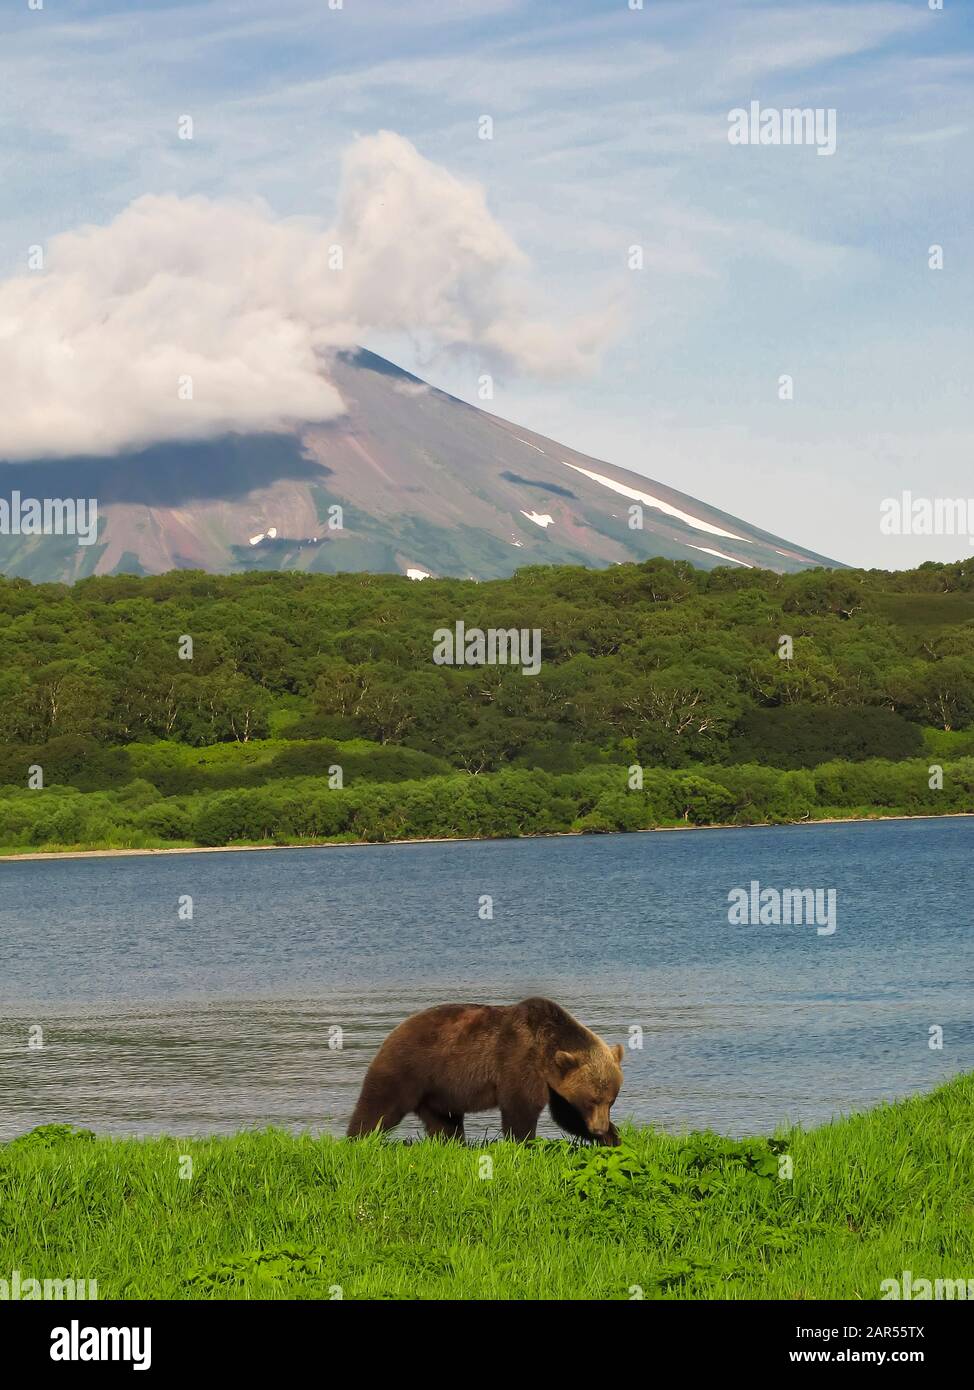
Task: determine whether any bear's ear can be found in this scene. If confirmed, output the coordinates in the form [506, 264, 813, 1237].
[554, 1049, 577, 1075]
[612, 1044, 624, 1065]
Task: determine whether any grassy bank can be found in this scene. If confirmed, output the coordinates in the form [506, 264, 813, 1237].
[2, 749, 973, 857]
[3, 1073, 972, 1300]
[3, 810, 974, 862]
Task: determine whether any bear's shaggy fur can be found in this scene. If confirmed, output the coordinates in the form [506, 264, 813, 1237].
[346, 997, 623, 1144]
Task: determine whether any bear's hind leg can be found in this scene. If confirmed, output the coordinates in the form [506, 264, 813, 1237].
[417, 1102, 465, 1142]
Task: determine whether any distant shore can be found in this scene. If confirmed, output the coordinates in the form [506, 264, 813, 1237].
[2, 809, 971, 862]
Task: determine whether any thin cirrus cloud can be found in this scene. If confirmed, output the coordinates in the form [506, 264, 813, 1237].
[0, 130, 617, 462]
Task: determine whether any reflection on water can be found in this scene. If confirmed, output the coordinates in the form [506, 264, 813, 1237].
[1, 819, 972, 1141]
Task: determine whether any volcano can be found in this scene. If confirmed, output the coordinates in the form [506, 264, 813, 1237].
[0, 348, 842, 582]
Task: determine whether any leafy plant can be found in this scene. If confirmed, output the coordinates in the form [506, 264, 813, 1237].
[5, 1123, 96, 1149]
[185, 1245, 337, 1294]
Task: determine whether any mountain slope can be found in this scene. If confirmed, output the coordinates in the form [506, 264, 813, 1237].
[0, 349, 842, 581]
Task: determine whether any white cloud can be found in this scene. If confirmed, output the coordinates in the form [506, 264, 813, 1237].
[0, 131, 614, 460]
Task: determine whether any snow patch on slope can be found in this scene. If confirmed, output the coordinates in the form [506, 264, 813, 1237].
[687, 544, 753, 568]
[561, 462, 747, 542]
[520, 510, 554, 528]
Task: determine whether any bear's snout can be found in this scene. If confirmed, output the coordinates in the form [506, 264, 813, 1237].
[595, 1125, 621, 1146]
[588, 1106, 613, 1136]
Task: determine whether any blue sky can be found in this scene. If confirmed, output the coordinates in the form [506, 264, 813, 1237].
[1, 0, 971, 567]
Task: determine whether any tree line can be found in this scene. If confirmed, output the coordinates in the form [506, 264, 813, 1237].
[0, 558, 972, 778]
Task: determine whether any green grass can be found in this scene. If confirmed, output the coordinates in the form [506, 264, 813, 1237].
[871, 591, 974, 631]
[3, 1073, 973, 1300]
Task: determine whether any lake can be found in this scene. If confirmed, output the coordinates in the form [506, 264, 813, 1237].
[1, 818, 971, 1142]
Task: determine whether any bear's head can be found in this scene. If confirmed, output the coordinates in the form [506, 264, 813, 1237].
[548, 1040, 624, 1144]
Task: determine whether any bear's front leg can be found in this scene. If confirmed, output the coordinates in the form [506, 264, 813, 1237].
[499, 1101, 542, 1142]
[346, 1073, 407, 1137]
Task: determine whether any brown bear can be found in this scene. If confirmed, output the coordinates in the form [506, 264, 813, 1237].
[346, 997, 624, 1144]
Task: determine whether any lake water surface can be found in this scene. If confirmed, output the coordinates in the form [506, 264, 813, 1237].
[1, 818, 971, 1141]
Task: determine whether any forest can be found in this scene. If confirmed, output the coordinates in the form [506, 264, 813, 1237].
[1, 557, 972, 851]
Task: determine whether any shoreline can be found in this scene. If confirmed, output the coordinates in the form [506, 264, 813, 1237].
[2, 809, 971, 863]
